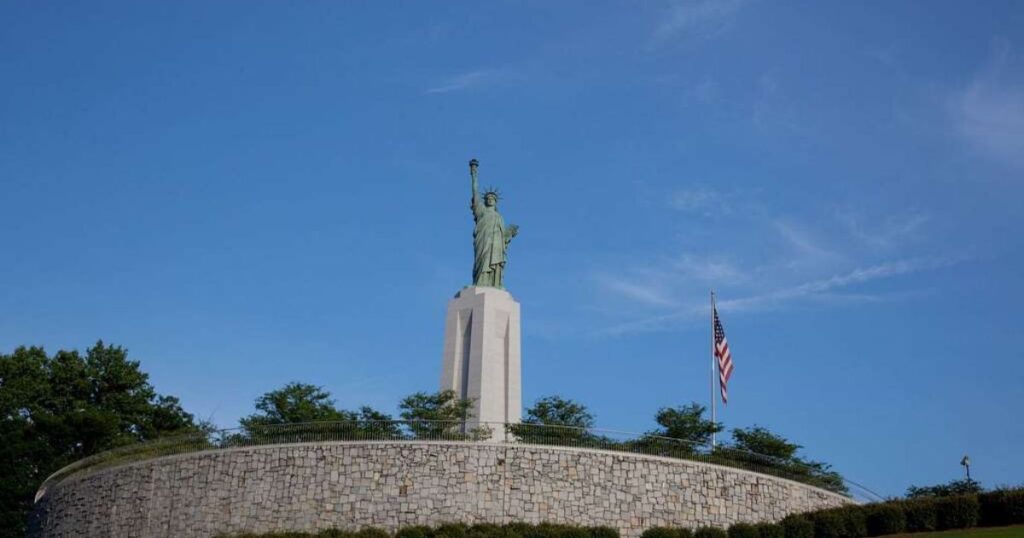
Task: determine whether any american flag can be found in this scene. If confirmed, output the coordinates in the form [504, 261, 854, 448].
[713, 307, 734, 404]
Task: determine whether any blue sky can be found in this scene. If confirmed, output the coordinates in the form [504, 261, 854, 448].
[2, 1, 1023, 498]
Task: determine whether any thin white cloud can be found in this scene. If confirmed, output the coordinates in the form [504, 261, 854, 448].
[595, 274, 676, 307]
[953, 40, 1024, 168]
[599, 257, 955, 335]
[426, 69, 497, 94]
[672, 255, 746, 284]
[836, 210, 928, 249]
[718, 257, 952, 312]
[595, 254, 746, 308]
[668, 188, 722, 213]
[653, 0, 746, 44]
[774, 219, 837, 263]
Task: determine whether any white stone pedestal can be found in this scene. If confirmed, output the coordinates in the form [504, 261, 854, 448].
[440, 286, 521, 438]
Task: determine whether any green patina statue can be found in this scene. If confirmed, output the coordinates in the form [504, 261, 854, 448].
[469, 159, 519, 289]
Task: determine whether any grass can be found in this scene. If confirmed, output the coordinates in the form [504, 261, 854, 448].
[886, 526, 1024, 538]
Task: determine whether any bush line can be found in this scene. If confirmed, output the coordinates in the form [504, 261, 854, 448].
[217, 486, 1024, 538]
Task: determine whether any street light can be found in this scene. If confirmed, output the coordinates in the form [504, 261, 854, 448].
[960, 455, 971, 480]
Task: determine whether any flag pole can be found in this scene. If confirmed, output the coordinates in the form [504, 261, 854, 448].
[710, 290, 717, 448]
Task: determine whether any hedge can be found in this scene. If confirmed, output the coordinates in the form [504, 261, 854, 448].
[979, 488, 1024, 527]
[219, 523, 622, 538]
[216, 488, 1024, 538]
[902, 498, 937, 533]
[789, 486, 1024, 537]
[728, 524, 758, 538]
[864, 503, 905, 536]
[694, 528, 727, 538]
[780, 515, 814, 538]
[753, 523, 783, 538]
[935, 495, 979, 530]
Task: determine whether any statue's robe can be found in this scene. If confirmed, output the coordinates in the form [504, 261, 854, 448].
[472, 198, 507, 288]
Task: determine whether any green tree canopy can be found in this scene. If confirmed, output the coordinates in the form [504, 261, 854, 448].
[0, 341, 197, 538]
[906, 478, 983, 498]
[238, 382, 398, 439]
[507, 395, 597, 445]
[731, 426, 801, 460]
[522, 395, 594, 429]
[399, 390, 480, 439]
[724, 425, 846, 494]
[651, 402, 723, 446]
[240, 382, 351, 428]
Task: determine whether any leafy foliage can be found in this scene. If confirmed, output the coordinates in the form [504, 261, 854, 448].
[979, 487, 1024, 526]
[1, 342, 197, 538]
[752, 523, 783, 538]
[727, 523, 758, 538]
[935, 495, 980, 530]
[780, 515, 814, 538]
[906, 478, 983, 499]
[731, 426, 800, 460]
[864, 503, 905, 536]
[399, 390, 484, 439]
[523, 395, 594, 428]
[238, 382, 398, 442]
[508, 395, 596, 445]
[694, 528, 727, 538]
[217, 522, 618, 538]
[241, 382, 350, 427]
[715, 426, 846, 495]
[651, 403, 722, 447]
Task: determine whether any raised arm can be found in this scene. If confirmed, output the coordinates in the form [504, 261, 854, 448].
[469, 158, 483, 215]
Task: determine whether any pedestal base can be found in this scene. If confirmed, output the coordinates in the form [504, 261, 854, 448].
[440, 286, 521, 438]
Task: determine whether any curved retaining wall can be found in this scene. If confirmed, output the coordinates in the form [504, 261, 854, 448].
[30, 441, 850, 538]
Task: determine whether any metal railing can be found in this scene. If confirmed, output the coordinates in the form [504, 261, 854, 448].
[35, 420, 884, 503]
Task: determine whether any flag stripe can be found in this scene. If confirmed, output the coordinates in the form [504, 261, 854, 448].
[713, 307, 734, 405]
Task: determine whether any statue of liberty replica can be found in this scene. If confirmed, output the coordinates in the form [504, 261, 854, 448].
[440, 159, 522, 435]
[468, 158, 518, 288]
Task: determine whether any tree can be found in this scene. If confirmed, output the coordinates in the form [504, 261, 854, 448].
[731, 426, 801, 460]
[906, 478, 983, 498]
[646, 403, 723, 453]
[239, 382, 398, 440]
[509, 395, 596, 445]
[0, 341, 197, 538]
[522, 395, 594, 428]
[240, 382, 350, 428]
[399, 390, 480, 439]
[726, 425, 846, 495]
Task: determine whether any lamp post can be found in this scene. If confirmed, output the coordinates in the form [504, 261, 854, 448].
[960, 455, 971, 480]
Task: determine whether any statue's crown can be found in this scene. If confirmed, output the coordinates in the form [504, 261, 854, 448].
[483, 186, 502, 200]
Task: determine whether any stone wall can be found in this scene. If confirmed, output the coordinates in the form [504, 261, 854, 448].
[30, 442, 850, 538]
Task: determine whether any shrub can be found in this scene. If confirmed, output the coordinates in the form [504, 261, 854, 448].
[589, 528, 619, 538]
[355, 530, 390, 538]
[559, 527, 592, 538]
[641, 528, 678, 538]
[979, 488, 1024, 526]
[864, 503, 905, 536]
[810, 510, 845, 538]
[837, 506, 867, 538]
[753, 523, 783, 538]
[694, 528, 727, 538]
[935, 495, 979, 530]
[677, 529, 694, 538]
[396, 527, 432, 538]
[435, 524, 469, 538]
[781, 515, 813, 538]
[503, 524, 533, 538]
[728, 524, 758, 538]
[319, 531, 355, 538]
[902, 498, 937, 533]
[527, 524, 579, 538]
